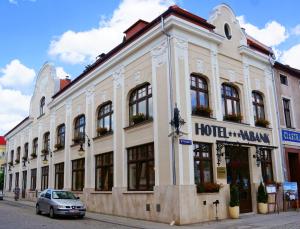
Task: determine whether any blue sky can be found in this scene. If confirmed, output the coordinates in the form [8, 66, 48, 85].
[0, 0, 300, 135]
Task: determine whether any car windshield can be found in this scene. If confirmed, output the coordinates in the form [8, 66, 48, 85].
[52, 191, 76, 199]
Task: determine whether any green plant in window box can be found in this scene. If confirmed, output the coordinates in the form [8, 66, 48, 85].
[97, 127, 108, 136]
[30, 153, 37, 159]
[193, 106, 212, 117]
[15, 159, 20, 164]
[22, 156, 27, 161]
[54, 143, 63, 150]
[8, 161, 13, 166]
[196, 182, 221, 193]
[131, 113, 146, 125]
[255, 119, 270, 128]
[224, 114, 243, 122]
[72, 136, 83, 144]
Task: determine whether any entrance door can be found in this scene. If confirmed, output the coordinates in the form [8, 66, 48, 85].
[226, 146, 252, 213]
[288, 153, 300, 198]
[22, 171, 27, 198]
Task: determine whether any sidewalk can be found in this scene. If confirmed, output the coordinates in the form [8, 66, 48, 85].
[3, 196, 300, 229]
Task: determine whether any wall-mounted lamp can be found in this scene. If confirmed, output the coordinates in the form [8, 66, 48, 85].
[78, 134, 91, 156]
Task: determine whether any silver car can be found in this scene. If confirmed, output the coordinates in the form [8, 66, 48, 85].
[36, 189, 86, 218]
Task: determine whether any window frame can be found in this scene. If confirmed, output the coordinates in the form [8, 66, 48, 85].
[56, 124, 65, 148]
[280, 74, 288, 86]
[193, 142, 213, 185]
[127, 143, 155, 191]
[252, 91, 265, 122]
[41, 166, 49, 191]
[190, 74, 209, 115]
[16, 146, 21, 163]
[129, 83, 152, 125]
[40, 96, 45, 115]
[74, 115, 85, 142]
[95, 152, 113, 191]
[43, 132, 50, 153]
[221, 83, 241, 117]
[55, 163, 64, 190]
[283, 98, 292, 128]
[97, 102, 113, 135]
[30, 168, 37, 191]
[260, 149, 274, 183]
[24, 143, 29, 159]
[72, 158, 85, 191]
[32, 138, 38, 156]
[15, 172, 19, 188]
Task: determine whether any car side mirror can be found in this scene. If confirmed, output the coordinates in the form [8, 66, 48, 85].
[45, 193, 51, 199]
[76, 196, 80, 199]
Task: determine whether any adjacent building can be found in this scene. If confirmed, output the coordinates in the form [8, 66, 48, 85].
[274, 62, 300, 198]
[4, 4, 284, 224]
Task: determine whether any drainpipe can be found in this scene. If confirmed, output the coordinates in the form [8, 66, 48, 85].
[161, 16, 176, 186]
[269, 55, 286, 182]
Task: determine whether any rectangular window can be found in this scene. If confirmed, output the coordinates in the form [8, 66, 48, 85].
[72, 158, 85, 191]
[193, 142, 213, 185]
[30, 169, 37, 191]
[283, 98, 292, 128]
[41, 166, 49, 191]
[55, 163, 64, 190]
[9, 174, 12, 191]
[280, 74, 288, 86]
[127, 143, 155, 191]
[95, 152, 113, 191]
[261, 150, 273, 183]
[15, 172, 19, 188]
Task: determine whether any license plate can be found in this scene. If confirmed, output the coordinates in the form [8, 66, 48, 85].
[70, 210, 78, 213]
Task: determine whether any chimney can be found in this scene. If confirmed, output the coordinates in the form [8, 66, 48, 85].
[60, 76, 71, 90]
[123, 19, 149, 40]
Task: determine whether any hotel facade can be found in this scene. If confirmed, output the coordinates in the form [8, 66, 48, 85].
[4, 4, 284, 224]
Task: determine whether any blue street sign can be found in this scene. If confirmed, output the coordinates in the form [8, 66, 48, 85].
[282, 130, 300, 143]
[179, 139, 192, 145]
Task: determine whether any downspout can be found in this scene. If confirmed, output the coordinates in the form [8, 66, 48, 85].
[269, 55, 286, 182]
[161, 16, 176, 186]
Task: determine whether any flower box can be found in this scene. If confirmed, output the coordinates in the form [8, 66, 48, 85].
[22, 156, 28, 161]
[8, 161, 13, 166]
[54, 143, 64, 150]
[197, 183, 221, 193]
[30, 153, 37, 159]
[97, 127, 108, 136]
[41, 149, 48, 155]
[192, 106, 212, 117]
[255, 119, 270, 128]
[73, 137, 83, 144]
[130, 113, 147, 125]
[15, 159, 20, 164]
[224, 114, 243, 122]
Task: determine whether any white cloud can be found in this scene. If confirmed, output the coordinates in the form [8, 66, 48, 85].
[55, 67, 71, 79]
[281, 44, 300, 69]
[0, 86, 31, 134]
[48, 0, 175, 64]
[291, 24, 300, 35]
[237, 15, 288, 47]
[0, 59, 36, 91]
[9, 0, 36, 4]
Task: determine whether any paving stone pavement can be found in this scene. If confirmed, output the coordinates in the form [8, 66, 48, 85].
[2, 197, 300, 229]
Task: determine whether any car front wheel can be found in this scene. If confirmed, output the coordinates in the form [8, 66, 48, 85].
[36, 205, 41, 215]
[49, 207, 55, 218]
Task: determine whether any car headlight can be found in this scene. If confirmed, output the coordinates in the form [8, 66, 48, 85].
[57, 205, 65, 209]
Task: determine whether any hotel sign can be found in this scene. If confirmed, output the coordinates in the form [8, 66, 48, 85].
[195, 123, 270, 144]
[282, 129, 300, 143]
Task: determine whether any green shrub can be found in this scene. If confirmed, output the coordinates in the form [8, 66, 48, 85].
[257, 182, 268, 203]
[230, 185, 240, 207]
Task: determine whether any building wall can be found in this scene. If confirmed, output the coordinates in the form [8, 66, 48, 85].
[4, 4, 283, 224]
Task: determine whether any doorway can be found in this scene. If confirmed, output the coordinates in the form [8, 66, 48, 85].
[226, 146, 252, 213]
[288, 153, 300, 198]
[22, 171, 27, 198]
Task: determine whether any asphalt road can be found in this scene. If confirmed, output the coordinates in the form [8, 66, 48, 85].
[0, 200, 134, 229]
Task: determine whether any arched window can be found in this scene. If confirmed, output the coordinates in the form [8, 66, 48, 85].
[32, 138, 38, 158]
[24, 143, 28, 160]
[40, 97, 45, 115]
[222, 84, 241, 122]
[190, 74, 210, 117]
[56, 124, 65, 149]
[16, 146, 21, 163]
[97, 102, 113, 136]
[252, 91, 265, 122]
[74, 115, 85, 142]
[129, 83, 152, 125]
[43, 132, 50, 154]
